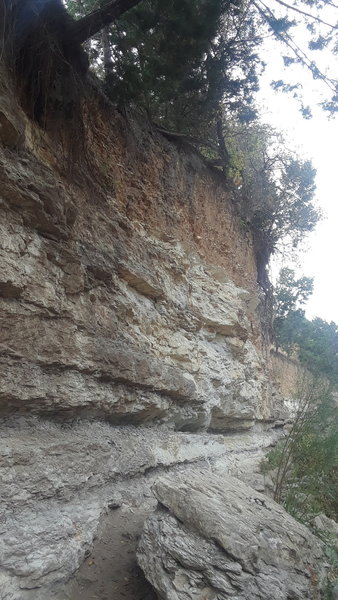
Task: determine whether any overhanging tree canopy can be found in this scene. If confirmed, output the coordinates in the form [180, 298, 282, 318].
[2, 0, 337, 126]
[0, 0, 327, 287]
[64, 0, 338, 117]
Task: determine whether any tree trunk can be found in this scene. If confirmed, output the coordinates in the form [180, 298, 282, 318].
[68, 0, 143, 45]
[1, 0, 143, 122]
[74, 0, 93, 53]
[216, 118, 230, 166]
[101, 26, 113, 78]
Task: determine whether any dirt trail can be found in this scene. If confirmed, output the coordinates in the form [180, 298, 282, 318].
[59, 428, 280, 600]
[63, 501, 156, 600]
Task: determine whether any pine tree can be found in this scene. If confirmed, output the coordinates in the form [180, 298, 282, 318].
[66, 0, 262, 134]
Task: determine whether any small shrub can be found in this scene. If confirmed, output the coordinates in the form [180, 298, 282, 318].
[261, 375, 338, 596]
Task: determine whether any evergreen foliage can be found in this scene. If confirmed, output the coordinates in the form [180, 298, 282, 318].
[66, 0, 262, 133]
[273, 269, 338, 382]
[225, 126, 320, 285]
[232, 125, 319, 246]
[274, 267, 313, 318]
[64, 0, 338, 124]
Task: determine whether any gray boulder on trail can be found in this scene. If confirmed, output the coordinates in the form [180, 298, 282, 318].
[137, 471, 326, 600]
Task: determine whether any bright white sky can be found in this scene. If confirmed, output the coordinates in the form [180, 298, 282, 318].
[256, 6, 338, 323]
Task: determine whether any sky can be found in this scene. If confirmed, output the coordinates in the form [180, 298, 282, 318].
[255, 6, 338, 323]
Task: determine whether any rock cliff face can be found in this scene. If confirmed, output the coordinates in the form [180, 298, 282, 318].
[0, 90, 277, 432]
[0, 68, 309, 600]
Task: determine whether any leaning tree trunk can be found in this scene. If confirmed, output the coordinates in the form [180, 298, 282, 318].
[2, 0, 89, 121]
[68, 0, 143, 45]
[101, 26, 114, 79]
[1, 0, 143, 122]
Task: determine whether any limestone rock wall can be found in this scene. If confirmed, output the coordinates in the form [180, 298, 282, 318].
[0, 71, 283, 432]
[0, 67, 294, 600]
[269, 350, 307, 401]
[1, 418, 283, 599]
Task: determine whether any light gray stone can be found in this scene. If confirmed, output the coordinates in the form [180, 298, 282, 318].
[0, 418, 282, 599]
[0, 61, 295, 600]
[138, 472, 326, 600]
[0, 181, 283, 431]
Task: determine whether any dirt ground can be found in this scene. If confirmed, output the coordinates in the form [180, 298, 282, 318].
[58, 439, 272, 600]
[62, 489, 157, 600]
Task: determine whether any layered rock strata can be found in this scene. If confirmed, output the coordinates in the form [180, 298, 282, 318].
[0, 66, 295, 600]
[0, 418, 281, 599]
[0, 76, 284, 432]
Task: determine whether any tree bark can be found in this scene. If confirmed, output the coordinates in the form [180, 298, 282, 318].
[101, 26, 113, 77]
[68, 0, 143, 45]
[216, 118, 230, 166]
[74, 0, 93, 52]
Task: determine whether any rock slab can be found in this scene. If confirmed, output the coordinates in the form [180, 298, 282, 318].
[137, 472, 326, 600]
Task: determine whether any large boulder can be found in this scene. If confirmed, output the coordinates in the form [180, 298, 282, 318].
[137, 472, 326, 600]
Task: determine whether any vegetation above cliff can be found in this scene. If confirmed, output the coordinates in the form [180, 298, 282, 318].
[2, 0, 337, 127]
[64, 0, 338, 124]
[1, 0, 331, 283]
[227, 124, 320, 287]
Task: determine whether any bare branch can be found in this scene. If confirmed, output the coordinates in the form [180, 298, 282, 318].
[253, 0, 338, 95]
[273, 0, 338, 30]
[156, 127, 219, 152]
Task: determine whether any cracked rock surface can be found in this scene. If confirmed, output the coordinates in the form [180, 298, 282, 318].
[0, 63, 302, 600]
[0, 417, 281, 599]
[138, 472, 326, 600]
